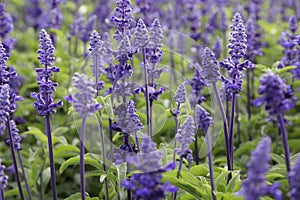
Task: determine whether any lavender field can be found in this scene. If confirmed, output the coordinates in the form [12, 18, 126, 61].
[0, 0, 300, 199]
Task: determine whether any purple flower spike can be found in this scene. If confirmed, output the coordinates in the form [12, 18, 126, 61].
[80, 15, 96, 43]
[195, 104, 213, 132]
[111, 0, 133, 31]
[200, 47, 221, 84]
[134, 19, 149, 49]
[149, 19, 163, 51]
[31, 29, 62, 115]
[290, 156, 300, 200]
[289, 16, 298, 34]
[0, 3, 13, 38]
[228, 13, 247, 65]
[175, 116, 196, 156]
[121, 136, 177, 199]
[5, 120, 23, 151]
[174, 82, 186, 104]
[188, 64, 206, 107]
[253, 71, 297, 116]
[89, 30, 105, 79]
[66, 72, 101, 116]
[0, 84, 10, 136]
[0, 159, 8, 189]
[238, 137, 282, 200]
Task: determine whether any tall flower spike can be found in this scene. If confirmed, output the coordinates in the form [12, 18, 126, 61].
[200, 47, 221, 84]
[66, 72, 101, 116]
[115, 35, 132, 63]
[31, 29, 62, 115]
[228, 13, 247, 65]
[0, 84, 10, 136]
[0, 3, 13, 38]
[0, 159, 8, 190]
[45, 0, 63, 29]
[89, 30, 105, 79]
[134, 19, 149, 49]
[238, 136, 282, 200]
[149, 19, 163, 50]
[175, 116, 196, 156]
[189, 64, 206, 107]
[0, 43, 10, 84]
[80, 15, 97, 43]
[174, 82, 186, 104]
[253, 71, 297, 116]
[290, 156, 300, 200]
[195, 104, 213, 131]
[5, 120, 23, 151]
[121, 136, 177, 199]
[110, 0, 133, 31]
[212, 36, 222, 60]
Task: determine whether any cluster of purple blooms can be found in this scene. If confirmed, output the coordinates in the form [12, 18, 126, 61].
[121, 137, 177, 200]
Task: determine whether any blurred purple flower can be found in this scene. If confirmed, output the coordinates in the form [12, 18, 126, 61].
[43, 0, 64, 29]
[195, 104, 213, 131]
[68, 13, 84, 41]
[253, 71, 297, 115]
[175, 116, 196, 156]
[80, 15, 96, 44]
[0, 3, 13, 38]
[24, 0, 43, 30]
[188, 65, 206, 107]
[121, 136, 177, 199]
[174, 82, 187, 104]
[289, 156, 300, 200]
[238, 136, 282, 200]
[65, 72, 101, 117]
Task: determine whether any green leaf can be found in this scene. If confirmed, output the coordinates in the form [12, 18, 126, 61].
[270, 153, 285, 164]
[277, 66, 297, 74]
[226, 173, 241, 193]
[64, 192, 99, 200]
[255, 64, 269, 72]
[215, 169, 230, 192]
[162, 175, 206, 199]
[266, 173, 285, 181]
[54, 145, 80, 158]
[52, 127, 69, 136]
[190, 165, 209, 177]
[60, 153, 102, 174]
[24, 127, 47, 143]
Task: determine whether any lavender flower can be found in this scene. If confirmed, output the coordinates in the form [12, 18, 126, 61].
[110, 0, 134, 32]
[149, 19, 163, 52]
[195, 104, 213, 131]
[278, 16, 300, 80]
[0, 159, 8, 190]
[175, 116, 196, 156]
[253, 71, 297, 116]
[245, 18, 263, 62]
[0, 3, 13, 38]
[5, 120, 23, 151]
[134, 19, 149, 49]
[89, 30, 105, 85]
[0, 84, 10, 136]
[212, 36, 222, 60]
[0, 3, 15, 55]
[289, 156, 300, 200]
[92, 0, 111, 32]
[173, 82, 186, 104]
[200, 47, 221, 84]
[31, 29, 62, 115]
[188, 66, 206, 107]
[44, 0, 64, 29]
[66, 73, 101, 116]
[115, 100, 143, 134]
[24, 0, 43, 30]
[68, 13, 84, 41]
[238, 137, 282, 200]
[80, 15, 97, 44]
[121, 137, 177, 200]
